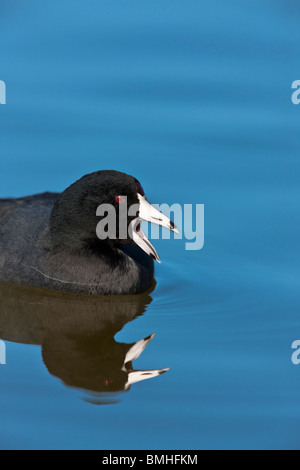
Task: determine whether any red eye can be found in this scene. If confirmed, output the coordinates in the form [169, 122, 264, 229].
[116, 196, 126, 204]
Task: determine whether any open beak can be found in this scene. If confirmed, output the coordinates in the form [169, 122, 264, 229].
[123, 334, 170, 390]
[131, 194, 179, 263]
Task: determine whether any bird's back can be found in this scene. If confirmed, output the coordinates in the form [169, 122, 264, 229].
[0, 192, 60, 286]
[0, 192, 59, 222]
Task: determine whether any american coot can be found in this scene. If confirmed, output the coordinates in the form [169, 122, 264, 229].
[0, 170, 178, 295]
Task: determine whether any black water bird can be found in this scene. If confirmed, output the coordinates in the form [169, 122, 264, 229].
[0, 170, 178, 295]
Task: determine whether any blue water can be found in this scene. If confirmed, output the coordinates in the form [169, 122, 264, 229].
[0, 0, 300, 450]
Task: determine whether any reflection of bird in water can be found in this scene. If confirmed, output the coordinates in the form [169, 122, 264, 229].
[0, 282, 169, 405]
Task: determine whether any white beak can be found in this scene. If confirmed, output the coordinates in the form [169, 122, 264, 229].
[131, 194, 179, 263]
[125, 368, 169, 389]
[123, 334, 170, 389]
[124, 334, 156, 364]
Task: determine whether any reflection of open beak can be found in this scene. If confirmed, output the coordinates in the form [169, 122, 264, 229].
[123, 334, 169, 390]
[131, 194, 179, 263]
[125, 369, 169, 389]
